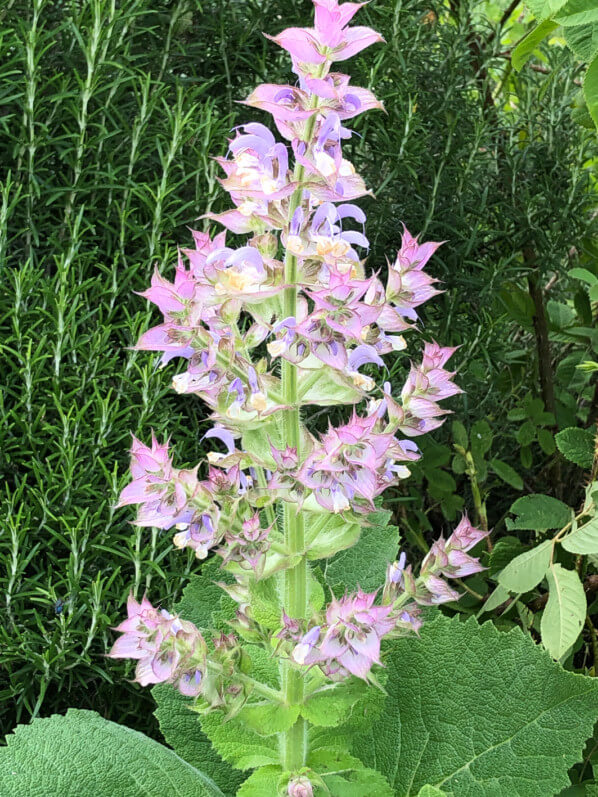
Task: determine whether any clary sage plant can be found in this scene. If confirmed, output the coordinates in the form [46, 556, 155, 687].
[111, 1, 486, 793]
[3, 2, 598, 796]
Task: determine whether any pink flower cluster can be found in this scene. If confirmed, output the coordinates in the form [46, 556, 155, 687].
[287, 517, 487, 683]
[118, 433, 261, 560]
[296, 413, 420, 513]
[385, 515, 488, 606]
[109, 595, 206, 697]
[290, 588, 421, 681]
[113, 0, 487, 710]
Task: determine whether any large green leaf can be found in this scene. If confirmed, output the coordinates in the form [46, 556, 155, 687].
[0, 709, 224, 796]
[354, 615, 598, 796]
[236, 766, 281, 796]
[541, 564, 586, 659]
[324, 510, 398, 592]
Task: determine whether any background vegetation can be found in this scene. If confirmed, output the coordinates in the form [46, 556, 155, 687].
[1, 0, 596, 744]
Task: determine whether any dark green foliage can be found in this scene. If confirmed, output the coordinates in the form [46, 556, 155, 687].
[1, 0, 597, 747]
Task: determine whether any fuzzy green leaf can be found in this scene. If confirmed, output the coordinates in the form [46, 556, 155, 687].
[541, 564, 586, 659]
[516, 420, 536, 447]
[556, 427, 595, 468]
[307, 748, 366, 773]
[324, 510, 398, 592]
[537, 428, 556, 455]
[236, 765, 281, 796]
[417, 788, 447, 797]
[249, 576, 281, 630]
[242, 423, 280, 468]
[507, 493, 571, 531]
[497, 539, 552, 592]
[301, 681, 369, 727]
[199, 713, 279, 771]
[238, 702, 300, 736]
[562, 516, 598, 553]
[154, 567, 278, 782]
[0, 708, 224, 796]
[354, 614, 598, 796]
[298, 366, 362, 406]
[176, 558, 230, 630]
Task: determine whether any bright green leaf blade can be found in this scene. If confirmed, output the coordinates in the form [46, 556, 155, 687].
[584, 54, 598, 130]
[354, 615, 598, 796]
[507, 493, 571, 530]
[199, 712, 279, 771]
[488, 536, 526, 578]
[452, 420, 468, 448]
[555, 427, 595, 468]
[497, 539, 552, 592]
[417, 787, 447, 797]
[541, 564, 586, 659]
[0, 709, 224, 797]
[562, 516, 598, 553]
[554, 0, 598, 26]
[324, 510, 398, 592]
[236, 765, 281, 796]
[490, 458, 523, 490]
[512, 19, 559, 71]
[537, 428, 556, 455]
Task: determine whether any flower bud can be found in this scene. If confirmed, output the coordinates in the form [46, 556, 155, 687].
[288, 775, 313, 797]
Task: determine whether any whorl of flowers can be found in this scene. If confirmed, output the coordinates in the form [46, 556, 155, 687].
[109, 595, 206, 697]
[110, 0, 486, 771]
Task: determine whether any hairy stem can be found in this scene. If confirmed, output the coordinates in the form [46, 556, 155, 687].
[279, 108, 320, 773]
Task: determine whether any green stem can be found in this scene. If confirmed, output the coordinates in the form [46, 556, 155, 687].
[279, 108, 320, 773]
